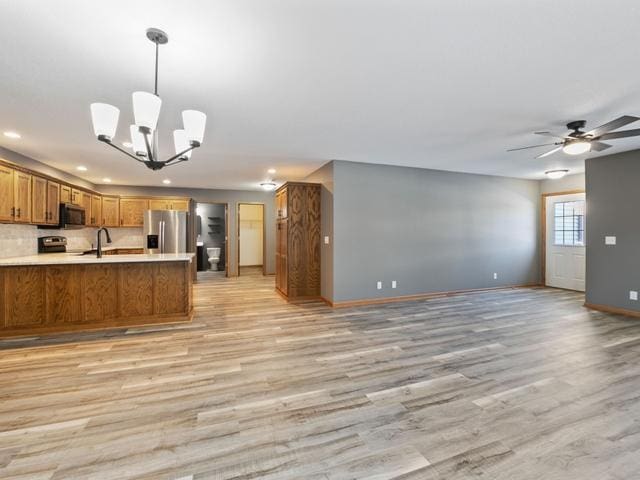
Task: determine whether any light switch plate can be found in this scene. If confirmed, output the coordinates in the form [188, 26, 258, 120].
[324, 236, 329, 245]
[376, 281, 382, 290]
[631, 291, 638, 301]
[392, 280, 397, 289]
[493, 272, 498, 280]
[605, 236, 617, 245]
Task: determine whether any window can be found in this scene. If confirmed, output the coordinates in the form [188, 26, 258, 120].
[554, 200, 585, 246]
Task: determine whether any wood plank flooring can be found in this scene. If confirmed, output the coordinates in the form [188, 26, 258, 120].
[2, 271, 640, 479]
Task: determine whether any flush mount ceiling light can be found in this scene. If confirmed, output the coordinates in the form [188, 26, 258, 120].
[162, 179, 171, 185]
[260, 181, 277, 191]
[267, 168, 276, 174]
[76, 165, 88, 172]
[545, 169, 569, 179]
[102, 177, 112, 183]
[3, 131, 21, 139]
[90, 28, 207, 171]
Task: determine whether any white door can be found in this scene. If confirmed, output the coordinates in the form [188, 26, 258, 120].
[545, 193, 586, 291]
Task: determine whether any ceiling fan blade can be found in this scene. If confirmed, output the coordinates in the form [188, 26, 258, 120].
[534, 131, 567, 140]
[584, 115, 640, 137]
[590, 141, 612, 152]
[535, 146, 563, 159]
[507, 142, 559, 152]
[598, 128, 640, 141]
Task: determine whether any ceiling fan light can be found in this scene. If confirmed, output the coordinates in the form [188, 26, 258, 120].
[182, 110, 207, 144]
[173, 129, 192, 159]
[562, 141, 590, 155]
[90, 103, 119, 139]
[129, 124, 147, 156]
[545, 169, 569, 179]
[132, 91, 162, 130]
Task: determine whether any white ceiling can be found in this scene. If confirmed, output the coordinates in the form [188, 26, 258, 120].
[1, 0, 640, 190]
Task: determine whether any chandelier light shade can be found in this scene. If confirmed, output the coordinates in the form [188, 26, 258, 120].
[173, 130, 192, 159]
[90, 28, 207, 171]
[562, 140, 590, 155]
[132, 91, 162, 130]
[90, 103, 120, 139]
[182, 110, 207, 144]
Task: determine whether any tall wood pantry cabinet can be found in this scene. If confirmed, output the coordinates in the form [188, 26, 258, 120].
[275, 182, 321, 300]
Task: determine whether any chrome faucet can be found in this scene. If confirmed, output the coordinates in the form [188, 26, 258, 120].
[96, 227, 112, 258]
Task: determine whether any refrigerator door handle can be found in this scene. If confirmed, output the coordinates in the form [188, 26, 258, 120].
[160, 221, 165, 254]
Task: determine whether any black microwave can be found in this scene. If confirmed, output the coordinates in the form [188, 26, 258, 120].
[58, 203, 86, 229]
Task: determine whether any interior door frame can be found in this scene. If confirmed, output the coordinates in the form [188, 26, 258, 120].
[237, 202, 266, 276]
[196, 201, 229, 277]
[541, 189, 586, 286]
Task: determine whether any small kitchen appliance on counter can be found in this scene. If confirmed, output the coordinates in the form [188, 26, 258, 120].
[38, 236, 67, 253]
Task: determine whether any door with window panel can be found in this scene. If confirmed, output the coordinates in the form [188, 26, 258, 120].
[545, 193, 586, 291]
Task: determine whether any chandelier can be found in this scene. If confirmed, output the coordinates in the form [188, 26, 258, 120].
[90, 28, 206, 170]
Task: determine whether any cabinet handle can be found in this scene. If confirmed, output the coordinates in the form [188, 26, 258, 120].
[103, 218, 105, 225]
[11, 207, 15, 217]
[16, 208, 20, 218]
[120, 218, 123, 225]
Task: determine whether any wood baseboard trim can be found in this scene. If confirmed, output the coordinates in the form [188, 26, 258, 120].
[325, 284, 543, 308]
[584, 302, 640, 319]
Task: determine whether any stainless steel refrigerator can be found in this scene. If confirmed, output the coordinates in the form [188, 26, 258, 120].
[143, 210, 187, 254]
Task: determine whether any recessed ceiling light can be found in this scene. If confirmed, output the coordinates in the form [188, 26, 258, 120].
[102, 177, 112, 183]
[162, 179, 171, 185]
[545, 169, 569, 179]
[3, 131, 21, 139]
[122, 141, 133, 148]
[562, 141, 590, 155]
[76, 165, 88, 172]
[267, 168, 276, 174]
[260, 182, 277, 191]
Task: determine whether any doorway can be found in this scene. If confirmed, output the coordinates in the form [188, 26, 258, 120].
[543, 192, 586, 291]
[196, 202, 229, 278]
[237, 203, 265, 276]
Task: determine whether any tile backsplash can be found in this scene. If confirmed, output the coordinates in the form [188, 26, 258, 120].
[0, 224, 144, 259]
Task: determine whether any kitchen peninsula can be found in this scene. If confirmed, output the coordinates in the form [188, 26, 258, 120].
[0, 253, 193, 338]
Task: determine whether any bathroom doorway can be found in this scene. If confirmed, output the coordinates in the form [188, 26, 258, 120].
[237, 203, 265, 276]
[196, 202, 228, 278]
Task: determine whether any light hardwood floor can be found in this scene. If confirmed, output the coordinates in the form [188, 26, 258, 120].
[1, 271, 640, 479]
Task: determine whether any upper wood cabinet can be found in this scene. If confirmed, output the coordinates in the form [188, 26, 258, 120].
[89, 194, 101, 227]
[0, 165, 14, 222]
[71, 188, 82, 206]
[60, 185, 71, 204]
[148, 198, 189, 211]
[79, 192, 91, 225]
[102, 196, 119, 227]
[46, 181, 60, 225]
[276, 188, 288, 219]
[119, 198, 149, 227]
[13, 171, 32, 223]
[31, 176, 48, 224]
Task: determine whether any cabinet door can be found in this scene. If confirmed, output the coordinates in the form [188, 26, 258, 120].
[0, 165, 14, 222]
[80, 192, 92, 225]
[13, 171, 32, 223]
[277, 188, 288, 219]
[169, 199, 189, 211]
[91, 195, 102, 226]
[71, 189, 82, 206]
[47, 181, 60, 225]
[119, 198, 148, 227]
[60, 185, 71, 204]
[31, 176, 48, 224]
[102, 196, 120, 227]
[148, 199, 169, 210]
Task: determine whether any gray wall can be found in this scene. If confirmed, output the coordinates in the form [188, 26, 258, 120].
[585, 150, 640, 313]
[540, 172, 585, 195]
[100, 184, 275, 276]
[327, 160, 540, 303]
[305, 162, 334, 300]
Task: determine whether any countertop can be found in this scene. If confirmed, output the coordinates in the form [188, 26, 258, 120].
[0, 252, 195, 266]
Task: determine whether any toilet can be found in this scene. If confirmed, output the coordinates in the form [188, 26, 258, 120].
[206, 247, 221, 271]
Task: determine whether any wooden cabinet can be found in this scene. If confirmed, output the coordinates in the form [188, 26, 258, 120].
[60, 185, 71, 204]
[148, 198, 189, 211]
[46, 181, 60, 225]
[89, 194, 102, 226]
[119, 198, 149, 227]
[13, 171, 32, 223]
[275, 182, 321, 300]
[79, 192, 92, 225]
[0, 165, 13, 222]
[102, 196, 119, 227]
[31, 176, 48, 224]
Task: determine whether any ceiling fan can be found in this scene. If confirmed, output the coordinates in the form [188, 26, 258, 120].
[508, 116, 640, 158]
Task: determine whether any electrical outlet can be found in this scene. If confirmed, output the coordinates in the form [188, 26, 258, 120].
[376, 281, 382, 290]
[493, 272, 498, 280]
[392, 280, 397, 289]
[605, 236, 617, 245]
[630, 291, 638, 301]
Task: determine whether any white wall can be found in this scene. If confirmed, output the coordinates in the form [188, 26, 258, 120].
[239, 204, 263, 266]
